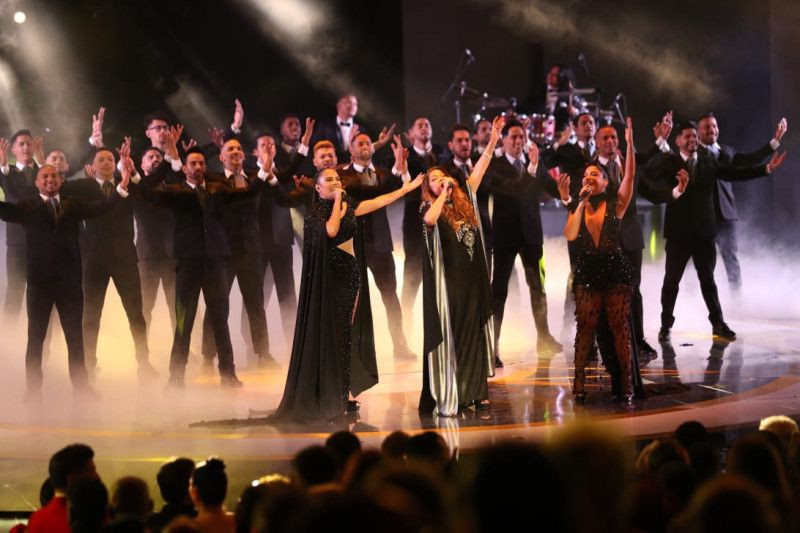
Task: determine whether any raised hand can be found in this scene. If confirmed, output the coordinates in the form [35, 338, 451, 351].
[301, 117, 315, 146]
[33, 136, 45, 164]
[181, 139, 197, 152]
[232, 99, 244, 131]
[774, 118, 788, 142]
[528, 140, 540, 168]
[625, 116, 634, 147]
[375, 123, 397, 149]
[119, 156, 133, 190]
[115, 136, 132, 162]
[403, 173, 425, 194]
[0, 137, 8, 167]
[557, 124, 574, 146]
[92, 107, 106, 147]
[767, 151, 788, 173]
[84, 163, 94, 179]
[553, 172, 570, 201]
[656, 110, 673, 139]
[209, 127, 225, 149]
[676, 168, 690, 193]
[489, 115, 506, 143]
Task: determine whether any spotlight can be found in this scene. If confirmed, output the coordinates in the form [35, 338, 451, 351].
[13, 11, 26, 24]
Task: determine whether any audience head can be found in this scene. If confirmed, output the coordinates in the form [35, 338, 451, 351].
[759, 415, 799, 455]
[573, 112, 596, 141]
[68, 476, 109, 533]
[679, 474, 782, 533]
[697, 111, 719, 145]
[636, 438, 689, 477]
[470, 441, 569, 533]
[279, 113, 302, 145]
[448, 124, 472, 161]
[110, 476, 153, 520]
[49, 443, 97, 492]
[341, 450, 384, 494]
[501, 119, 526, 158]
[325, 431, 362, 475]
[249, 476, 308, 533]
[675, 421, 720, 483]
[157, 457, 196, 506]
[45, 149, 69, 174]
[366, 464, 447, 532]
[140, 147, 164, 175]
[381, 431, 410, 461]
[547, 63, 574, 91]
[727, 432, 790, 503]
[292, 445, 338, 489]
[39, 477, 54, 507]
[190, 457, 228, 509]
[405, 431, 450, 468]
[10, 129, 34, 165]
[336, 94, 358, 120]
[312, 139, 337, 170]
[235, 474, 291, 533]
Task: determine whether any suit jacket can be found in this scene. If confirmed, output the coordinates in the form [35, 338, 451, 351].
[313, 120, 355, 164]
[484, 155, 556, 250]
[141, 175, 264, 260]
[699, 142, 774, 221]
[0, 195, 117, 284]
[66, 177, 139, 266]
[642, 152, 769, 241]
[0, 163, 40, 245]
[133, 161, 180, 261]
[206, 170, 269, 255]
[338, 163, 400, 253]
[260, 146, 306, 249]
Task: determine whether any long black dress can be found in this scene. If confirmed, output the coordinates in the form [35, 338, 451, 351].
[271, 195, 377, 421]
[420, 186, 494, 416]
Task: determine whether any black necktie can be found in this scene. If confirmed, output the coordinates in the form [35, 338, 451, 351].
[606, 160, 621, 187]
[458, 163, 469, 182]
[101, 181, 114, 197]
[686, 158, 696, 180]
[47, 197, 61, 223]
[513, 158, 525, 177]
[23, 165, 35, 185]
[196, 185, 208, 210]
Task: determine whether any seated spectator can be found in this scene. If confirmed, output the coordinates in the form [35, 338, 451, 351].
[235, 474, 294, 533]
[341, 450, 384, 493]
[760, 415, 800, 458]
[291, 446, 338, 490]
[104, 476, 153, 532]
[68, 476, 109, 533]
[325, 431, 362, 477]
[148, 458, 197, 533]
[675, 420, 720, 484]
[380, 431, 410, 461]
[28, 443, 98, 533]
[405, 432, 450, 469]
[189, 458, 235, 533]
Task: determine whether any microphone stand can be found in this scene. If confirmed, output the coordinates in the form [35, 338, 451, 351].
[439, 50, 474, 126]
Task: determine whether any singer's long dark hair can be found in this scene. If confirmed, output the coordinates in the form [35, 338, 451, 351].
[421, 167, 477, 230]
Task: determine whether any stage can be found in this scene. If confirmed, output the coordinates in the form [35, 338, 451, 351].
[0, 216, 799, 511]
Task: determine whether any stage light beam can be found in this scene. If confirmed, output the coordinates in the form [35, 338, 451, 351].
[13, 11, 26, 24]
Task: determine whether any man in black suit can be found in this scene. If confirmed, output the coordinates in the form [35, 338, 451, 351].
[201, 139, 276, 368]
[642, 121, 786, 342]
[0, 130, 39, 319]
[696, 113, 788, 293]
[486, 120, 563, 365]
[134, 147, 177, 335]
[0, 164, 127, 399]
[71, 148, 156, 379]
[338, 132, 414, 360]
[141, 145, 274, 387]
[399, 117, 444, 320]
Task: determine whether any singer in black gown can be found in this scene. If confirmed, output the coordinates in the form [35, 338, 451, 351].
[271, 167, 422, 421]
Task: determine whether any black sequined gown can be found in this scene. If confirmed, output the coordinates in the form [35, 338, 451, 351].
[271, 196, 375, 421]
[572, 197, 635, 396]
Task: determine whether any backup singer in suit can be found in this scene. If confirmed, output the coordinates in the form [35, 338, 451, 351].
[134, 147, 178, 334]
[313, 94, 360, 163]
[141, 146, 275, 388]
[485, 120, 562, 366]
[399, 117, 444, 322]
[0, 165, 129, 398]
[201, 138, 276, 367]
[642, 121, 787, 342]
[69, 148, 156, 379]
[696, 113, 788, 293]
[338, 132, 415, 360]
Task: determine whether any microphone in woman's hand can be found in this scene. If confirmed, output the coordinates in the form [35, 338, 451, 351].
[579, 185, 592, 201]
